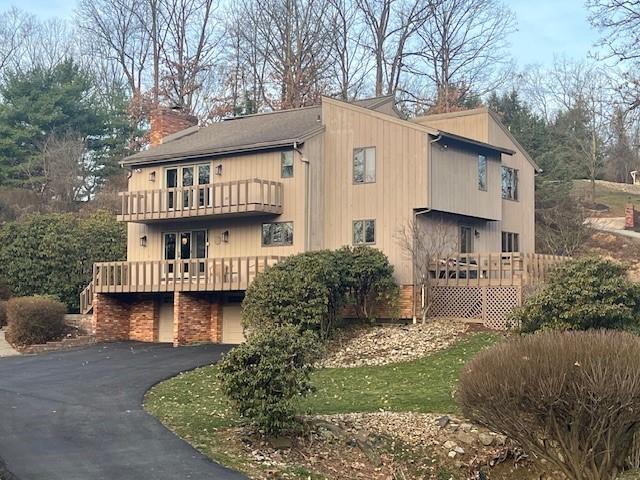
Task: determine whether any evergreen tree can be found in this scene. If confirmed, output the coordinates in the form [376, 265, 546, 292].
[0, 59, 133, 197]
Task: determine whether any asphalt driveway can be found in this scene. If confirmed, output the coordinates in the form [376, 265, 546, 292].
[0, 342, 246, 480]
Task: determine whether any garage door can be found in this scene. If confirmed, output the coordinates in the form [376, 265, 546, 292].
[222, 304, 245, 344]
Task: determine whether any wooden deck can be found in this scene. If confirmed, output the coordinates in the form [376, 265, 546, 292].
[117, 178, 283, 222]
[427, 252, 566, 287]
[90, 256, 282, 296]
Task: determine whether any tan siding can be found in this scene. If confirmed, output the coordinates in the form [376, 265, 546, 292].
[414, 112, 488, 142]
[304, 133, 325, 250]
[488, 122, 536, 252]
[321, 98, 429, 284]
[430, 143, 502, 221]
[413, 109, 536, 253]
[126, 149, 307, 262]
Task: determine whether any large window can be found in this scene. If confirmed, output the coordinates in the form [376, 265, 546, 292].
[262, 222, 293, 246]
[163, 229, 207, 274]
[459, 225, 473, 253]
[501, 166, 519, 201]
[281, 151, 294, 178]
[501, 231, 520, 253]
[353, 219, 375, 245]
[353, 147, 376, 184]
[478, 155, 487, 191]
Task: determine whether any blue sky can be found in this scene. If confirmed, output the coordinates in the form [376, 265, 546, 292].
[11, 0, 600, 67]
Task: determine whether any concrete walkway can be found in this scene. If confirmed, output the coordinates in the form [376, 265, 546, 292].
[0, 328, 19, 357]
[587, 217, 640, 240]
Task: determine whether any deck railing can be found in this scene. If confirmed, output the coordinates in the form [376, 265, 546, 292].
[118, 178, 283, 222]
[80, 280, 94, 314]
[92, 256, 282, 294]
[427, 252, 566, 287]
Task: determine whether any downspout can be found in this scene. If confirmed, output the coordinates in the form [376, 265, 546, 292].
[411, 134, 441, 323]
[293, 141, 311, 252]
[412, 208, 431, 323]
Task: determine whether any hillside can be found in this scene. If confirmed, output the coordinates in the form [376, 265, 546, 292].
[574, 179, 640, 217]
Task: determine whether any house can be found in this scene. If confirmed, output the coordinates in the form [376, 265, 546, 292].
[81, 96, 557, 345]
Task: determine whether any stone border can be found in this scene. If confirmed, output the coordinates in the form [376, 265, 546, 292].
[18, 335, 95, 355]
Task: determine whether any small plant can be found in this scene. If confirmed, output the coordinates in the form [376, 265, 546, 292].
[218, 324, 323, 435]
[457, 330, 640, 480]
[512, 257, 640, 332]
[5, 296, 66, 345]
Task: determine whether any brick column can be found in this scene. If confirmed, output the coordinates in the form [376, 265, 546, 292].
[129, 297, 159, 342]
[174, 292, 213, 346]
[93, 293, 130, 342]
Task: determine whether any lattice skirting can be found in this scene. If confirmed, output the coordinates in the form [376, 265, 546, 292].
[428, 285, 522, 330]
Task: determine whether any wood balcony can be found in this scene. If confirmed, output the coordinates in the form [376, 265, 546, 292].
[118, 178, 283, 222]
[92, 256, 282, 294]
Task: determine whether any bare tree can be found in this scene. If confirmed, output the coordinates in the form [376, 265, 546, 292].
[0, 8, 32, 74]
[233, 0, 335, 109]
[356, 0, 432, 97]
[414, 0, 515, 112]
[39, 133, 87, 210]
[77, 0, 151, 97]
[396, 213, 457, 323]
[157, 0, 222, 113]
[327, 0, 372, 100]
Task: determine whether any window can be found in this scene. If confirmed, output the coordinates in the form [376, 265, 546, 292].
[460, 225, 473, 253]
[501, 232, 520, 253]
[478, 155, 487, 191]
[501, 166, 519, 200]
[281, 151, 294, 178]
[262, 222, 293, 246]
[353, 219, 375, 245]
[353, 147, 376, 183]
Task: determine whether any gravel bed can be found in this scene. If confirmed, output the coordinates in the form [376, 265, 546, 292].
[320, 320, 469, 368]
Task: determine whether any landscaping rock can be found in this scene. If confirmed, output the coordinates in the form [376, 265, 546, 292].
[478, 433, 494, 446]
[443, 440, 457, 450]
[320, 320, 468, 368]
[456, 432, 476, 445]
[437, 415, 450, 428]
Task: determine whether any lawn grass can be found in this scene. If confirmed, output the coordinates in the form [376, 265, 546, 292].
[145, 332, 500, 428]
[573, 180, 640, 217]
[145, 331, 500, 476]
[303, 332, 499, 414]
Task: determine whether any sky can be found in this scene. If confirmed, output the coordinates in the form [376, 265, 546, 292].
[7, 0, 601, 68]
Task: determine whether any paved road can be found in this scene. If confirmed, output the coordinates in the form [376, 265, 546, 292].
[0, 342, 246, 480]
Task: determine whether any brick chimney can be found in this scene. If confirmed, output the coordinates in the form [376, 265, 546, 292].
[149, 106, 198, 146]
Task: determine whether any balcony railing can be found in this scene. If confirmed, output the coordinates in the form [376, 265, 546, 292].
[118, 178, 283, 222]
[427, 252, 567, 287]
[92, 256, 282, 294]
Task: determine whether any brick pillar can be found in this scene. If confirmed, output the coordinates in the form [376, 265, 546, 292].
[93, 293, 130, 342]
[129, 297, 159, 342]
[174, 292, 213, 346]
[210, 301, 223, 343]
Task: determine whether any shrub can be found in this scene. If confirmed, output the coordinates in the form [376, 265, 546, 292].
[0, 300, 6, 327]
[512, 257, 640, 332]
[5, 296, 66, 345]
[457, 331, 640, 480]
[337, 246, 399, 321]
[218, 324, 323, 435]
[0, 211, 125, 311]
[242, 250, 349, 338]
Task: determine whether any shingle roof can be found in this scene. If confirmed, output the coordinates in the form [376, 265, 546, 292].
[121, 96, 402, 166]
[122, 105, 323, 166]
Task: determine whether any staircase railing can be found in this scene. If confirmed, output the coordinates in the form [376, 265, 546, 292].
[80, 280, 94, 314]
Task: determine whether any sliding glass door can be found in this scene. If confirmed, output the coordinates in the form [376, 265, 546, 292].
[163, 230, 207, 277]
[165, 164, 211, 211]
